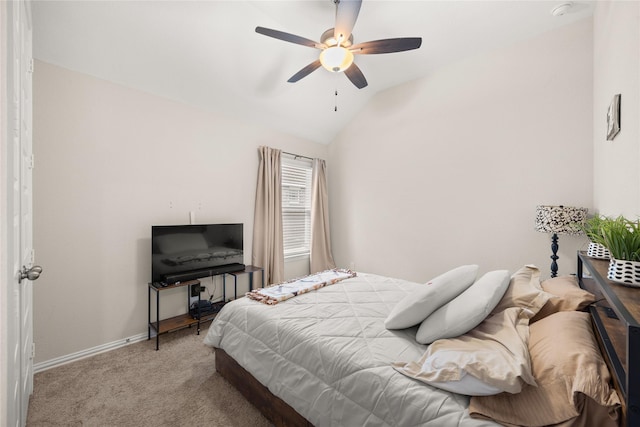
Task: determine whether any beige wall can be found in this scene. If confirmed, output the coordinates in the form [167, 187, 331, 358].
[593, 1, 640, 217]
[328, 19, 594, 283]
[33, 61, 326, 363]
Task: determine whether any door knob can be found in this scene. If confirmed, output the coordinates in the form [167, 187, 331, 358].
[19, 265, 43, 283]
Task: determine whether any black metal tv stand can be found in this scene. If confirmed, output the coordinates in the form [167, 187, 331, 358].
[148, 279, 216, 351]
[147, 265, 264, 350]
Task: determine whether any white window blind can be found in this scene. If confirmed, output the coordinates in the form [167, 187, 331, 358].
[282, 157, 312, 259]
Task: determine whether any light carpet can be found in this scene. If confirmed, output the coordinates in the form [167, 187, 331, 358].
[26, 324, 273, 427]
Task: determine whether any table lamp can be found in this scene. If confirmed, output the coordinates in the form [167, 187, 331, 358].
[535, 205, 587, 277]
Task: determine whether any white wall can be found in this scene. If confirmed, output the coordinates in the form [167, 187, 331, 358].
[328, 19, 594, 283]
[593, 1, 640, 217]
[33, 61, 326, 363]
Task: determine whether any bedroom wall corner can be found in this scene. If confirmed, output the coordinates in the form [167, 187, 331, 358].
[327, 19, 594, 283]
[592, 1, 640, 217]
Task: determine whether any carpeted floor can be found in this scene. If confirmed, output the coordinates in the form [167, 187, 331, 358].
[26, 324, 273, 427]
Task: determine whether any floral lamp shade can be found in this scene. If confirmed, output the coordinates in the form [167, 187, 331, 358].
[534, 205, 588, 235]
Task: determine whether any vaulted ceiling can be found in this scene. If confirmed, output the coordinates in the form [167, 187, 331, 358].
[32, 1, 594, 144]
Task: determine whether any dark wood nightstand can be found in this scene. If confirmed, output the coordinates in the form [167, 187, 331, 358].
[578, 251, 640, 426]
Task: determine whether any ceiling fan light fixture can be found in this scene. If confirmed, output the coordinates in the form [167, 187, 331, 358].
[320, 46, 354, 73]
[256, 1, 421, 88]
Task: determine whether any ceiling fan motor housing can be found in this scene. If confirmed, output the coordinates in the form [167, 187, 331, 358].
[321, 28, 353, 48]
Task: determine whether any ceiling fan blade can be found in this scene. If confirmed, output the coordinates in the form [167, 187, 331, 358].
[351, 38, 422, 55]
[288, 60, 322, 83]
[334, 0, 362, 44]
[255, 26, 320, 49]
[344, 62, 368, 89]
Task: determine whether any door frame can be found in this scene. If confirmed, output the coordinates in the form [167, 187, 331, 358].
[1, 0, 9, 420]
[1, 1, 34, 426]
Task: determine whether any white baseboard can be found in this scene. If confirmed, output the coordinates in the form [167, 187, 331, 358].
[33, 332, 148, 374]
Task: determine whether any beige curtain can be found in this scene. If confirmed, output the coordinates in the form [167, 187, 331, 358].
[252, 146, 284, 285]
[310, 158, 336, 273]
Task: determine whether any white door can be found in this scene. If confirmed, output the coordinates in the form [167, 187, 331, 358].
[3, 1, 37, 426]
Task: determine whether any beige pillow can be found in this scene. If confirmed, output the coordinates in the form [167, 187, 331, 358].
[531, 275, 596, 323]
[469, 311, 620, 426]
[491, 265, 551, 319]
[394, 307, 536, 395]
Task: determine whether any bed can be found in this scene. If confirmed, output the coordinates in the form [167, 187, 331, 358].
[204, 265, 622, 427]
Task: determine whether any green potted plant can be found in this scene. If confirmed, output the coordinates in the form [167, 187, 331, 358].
[582, 214, 611, 259]
[601, 215, 640, 286]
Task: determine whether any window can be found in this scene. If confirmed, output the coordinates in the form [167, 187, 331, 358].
[282, 157, 312, 259]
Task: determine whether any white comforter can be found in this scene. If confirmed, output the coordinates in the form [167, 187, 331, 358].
[204, 272, 499, 427]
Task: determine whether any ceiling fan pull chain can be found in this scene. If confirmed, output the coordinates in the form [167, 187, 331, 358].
[335, 89, 338, 112]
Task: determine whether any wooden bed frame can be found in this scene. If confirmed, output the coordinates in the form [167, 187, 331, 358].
[215, 348, 312, 427]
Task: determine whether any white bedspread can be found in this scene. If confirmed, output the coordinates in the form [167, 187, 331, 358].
[204, 272, 499, 427]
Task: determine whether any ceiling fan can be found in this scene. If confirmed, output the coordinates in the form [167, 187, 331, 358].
[255, 0, 422, 89]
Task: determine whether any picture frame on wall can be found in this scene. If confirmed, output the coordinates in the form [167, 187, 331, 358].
[606, 94, 621, 141]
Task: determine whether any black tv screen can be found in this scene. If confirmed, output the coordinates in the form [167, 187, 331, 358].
[151, 223, 244, 283]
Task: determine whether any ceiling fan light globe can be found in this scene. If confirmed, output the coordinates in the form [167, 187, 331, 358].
[320, 47, 354, 73]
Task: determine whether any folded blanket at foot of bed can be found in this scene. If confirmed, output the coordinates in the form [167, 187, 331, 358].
[245, 268, 356, 304]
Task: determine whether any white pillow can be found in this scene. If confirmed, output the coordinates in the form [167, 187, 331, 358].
[415, 270, 510, 344]
[384, 265, 479, 329]
[424, 372, 503, 396]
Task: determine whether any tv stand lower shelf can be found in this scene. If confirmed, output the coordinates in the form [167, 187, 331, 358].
[149, 312, 216, 335]
[147, 265, 264, 350]
[148, 279, 219, 350]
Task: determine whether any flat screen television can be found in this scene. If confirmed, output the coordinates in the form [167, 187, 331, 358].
[151, 223, 244, 284]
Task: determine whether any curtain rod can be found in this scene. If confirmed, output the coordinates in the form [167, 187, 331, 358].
[282, 151, 315, 161]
